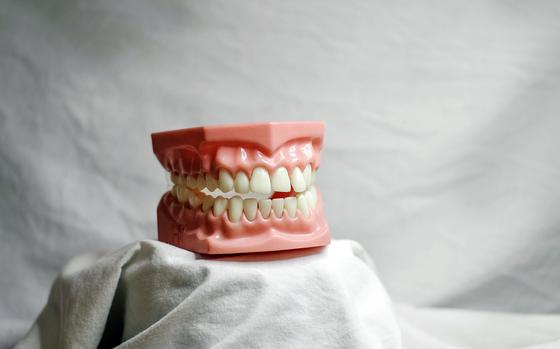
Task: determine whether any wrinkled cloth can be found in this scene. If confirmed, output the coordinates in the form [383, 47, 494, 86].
[15, 240, 401, 349]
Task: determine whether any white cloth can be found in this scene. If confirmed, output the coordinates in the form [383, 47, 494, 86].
[15, 240, 401, 349]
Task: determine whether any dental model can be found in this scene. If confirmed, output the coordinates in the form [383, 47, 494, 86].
[151, 121, 330, 254]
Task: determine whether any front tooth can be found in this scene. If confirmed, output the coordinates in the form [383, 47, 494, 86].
[303, 165, 312, 188]
[218, 169, 234, 192]
[189, 193, 202, 208]
[304, 191, 315, 209]
[228, 196, 243, 222]
[290, 167, 306, 192]
[206, 174, 218, 192]
[297, 194, 310, 217]
[271, 167, 291, 192]
[284, 197, 297, 218]
[213, 196, 227, 216]
[197, 174, 206, 189]
[243, 198, 258, 221]
[272, 198, 284, 218]
[202, 195, 215, 212]
[176, 186, 190, 203]
[259, 199, 272, 219]
[309, 186, 318, 208]
[234, 172, 250, 193]
[186, 175, 197, 189]
[250, 167, 272, 194]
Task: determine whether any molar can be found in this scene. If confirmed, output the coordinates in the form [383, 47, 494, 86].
[176, 186, 190, 203]
[186, 175, 198, 189]
[206, 174, 218, 192]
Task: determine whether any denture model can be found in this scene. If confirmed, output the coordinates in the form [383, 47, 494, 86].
[151, 121, 330, 255]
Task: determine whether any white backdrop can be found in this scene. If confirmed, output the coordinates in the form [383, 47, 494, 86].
[1, 0, 560, 347]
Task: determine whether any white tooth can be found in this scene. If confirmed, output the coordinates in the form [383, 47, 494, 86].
[213, 196, 227, 216]
[206, 174, 218, 192]
[258, 199, 272, 219]
[170, 185, 178, 197]
[272, 198, 284, 218]
[186, 175, 197, 189]
[218, 169, 234, 192]
[250, 167, 272, 194]
[197, 174, 206, 189]
[297, 194, 310, 217]
[284, 197, 297, 218]
[304, 191, 315, 209]
[189, 193, 202, 208]
[234, 172, 250, 194]
[309, 186, 318, 208]
[270, 167, 291, 192]
[303, 165, 312, 188]
[176, 186, 190, 203]
[178, 175, 188, 186]
[290, 167, 306, 192]
[228, 196, 243, 222]
[243, 198, 258, 221]
[311, 170, 316, 185]
[171, 174, 180, 184]
[202, 195, 215, 212]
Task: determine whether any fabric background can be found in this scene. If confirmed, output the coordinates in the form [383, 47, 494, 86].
[1, 0, 560, 347]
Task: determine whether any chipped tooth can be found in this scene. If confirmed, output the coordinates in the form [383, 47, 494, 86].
[297, 194, 310, 217]
[271, 167, 291, 192]
[176, 186, 190, 203]
[250, 167, 272, 194]
[284, 197, 297, 218]
[189, 193, 202, 208]
[243, 198, 258, 221]
[303, 165, 312, 188]
[304, 190, 315, 209]
[259, 199, 272, 219]
[218, 169, 234, 192]
[186, 175, 197, 189]
[290, 167, 306, 192]
[202, 195, 215, 212]
[206, 173, 218, 192]
[213, 196, 228, 216]
[272, 198, 284, 218]
[228, 196, 243, 222]
[197, 174, 206, 189]
[234, 172, 250, 194]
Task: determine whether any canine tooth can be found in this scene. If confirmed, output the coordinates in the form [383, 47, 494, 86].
[259, 199, 272, 219]
[272, 198, 284, 218]
[197, 174, 206, 189]
[202, 195, 215, 212]
[271, 167, 291, 192]
[218, 169, 234, 192]
[284, 197, 297, 218]
[297, 194, 310, 217]
[213, 196, 227, 216]
[234, 172, 250, 193]
[228, 196, 243, 222]
[189, 193, 202, 208]
[250, 167, 272, 194]
[206, 174, 218, 192]
[303, 165, 312, 188]
[304, 190, 315, 209]
[290, 167, 306, 192]
[186, 175, 197, 189]
[176, 186, 190, 203]
[243, 198, 258, 221]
